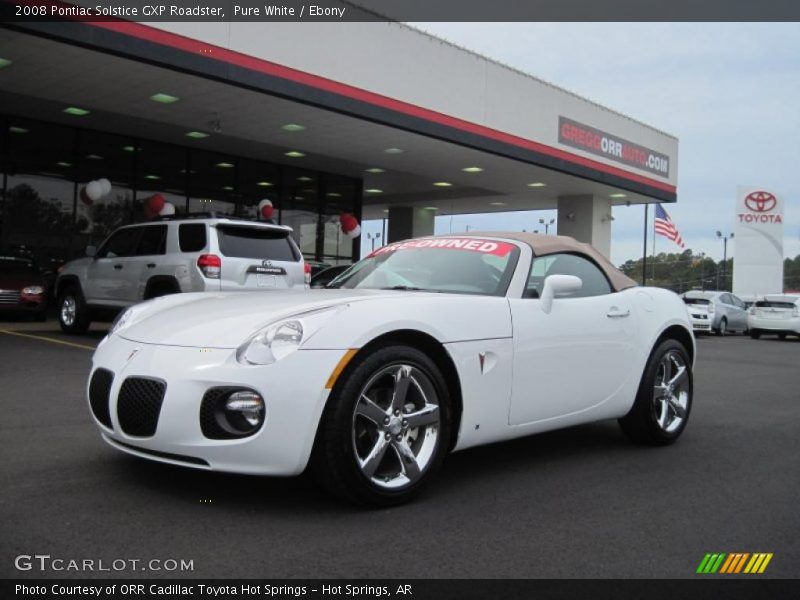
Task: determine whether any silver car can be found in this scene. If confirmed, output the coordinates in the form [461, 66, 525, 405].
[681, 290, 749, 336]
[56, 216, 308, 334]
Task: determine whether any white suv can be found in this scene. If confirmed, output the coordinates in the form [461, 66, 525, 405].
[56, 216, 309, 334]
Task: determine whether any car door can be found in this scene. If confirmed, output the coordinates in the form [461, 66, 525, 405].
[126, 224, 168, 301]
[83, 227, 141, 305]
[729, 293, 748, 330]
[508, 253, 639, 426]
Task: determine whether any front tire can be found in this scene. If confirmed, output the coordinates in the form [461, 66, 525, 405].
[311, 345, 451, 506]
[715, 318, 727, 336]
[750, 330, 761, 339]
[619, 339, 693, 446]
[57, 285, 90, 334]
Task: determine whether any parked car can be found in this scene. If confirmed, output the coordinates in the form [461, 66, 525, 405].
[310, 264, 351, 288]
[56, 216, 308, 334]
[0, 255, 47, 321]
[681, 290, 748, 335]
[748, 295, 800, 340]
[87, 232, 695, 506]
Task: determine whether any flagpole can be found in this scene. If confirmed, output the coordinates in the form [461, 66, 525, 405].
[642, 204, 648, 286]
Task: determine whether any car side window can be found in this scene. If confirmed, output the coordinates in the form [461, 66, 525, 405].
[720, 294, 733, 305]
[134, 225, 167, 256]
[179, 224, 207, 252]
[97, 228, 140, 259]
[731, 294, 745, 308]
[525, 253, 612, 299]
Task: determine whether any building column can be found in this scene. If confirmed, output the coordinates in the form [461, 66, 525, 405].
[387, 206, 435, 243]
[556, 195, 613, 258]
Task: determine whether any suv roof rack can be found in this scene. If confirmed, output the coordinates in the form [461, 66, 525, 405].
[155, 211, 252, 221]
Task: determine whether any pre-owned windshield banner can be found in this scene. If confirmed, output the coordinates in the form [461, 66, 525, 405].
[369, 238, 516, 257]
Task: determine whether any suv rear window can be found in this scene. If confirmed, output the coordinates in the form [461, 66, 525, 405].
[179, 224, 207, 253]
[216, 226, 299, 261]
[683, 297, 710, 305]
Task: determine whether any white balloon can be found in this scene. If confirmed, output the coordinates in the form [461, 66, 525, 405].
[158, 202, 176, 216]
[86, 180, 103, 201]
[98, 178, 112, 196]
[344, 224, 361, 239]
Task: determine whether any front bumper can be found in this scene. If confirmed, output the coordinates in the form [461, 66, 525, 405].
[89, 334, 347, 476]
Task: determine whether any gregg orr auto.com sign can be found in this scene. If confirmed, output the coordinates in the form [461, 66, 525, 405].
[559, 116, 670, 177]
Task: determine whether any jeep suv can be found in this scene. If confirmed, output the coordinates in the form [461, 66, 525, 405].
[56, 216, 308, 334]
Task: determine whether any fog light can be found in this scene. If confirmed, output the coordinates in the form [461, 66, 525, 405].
[223, 390, 265, 434]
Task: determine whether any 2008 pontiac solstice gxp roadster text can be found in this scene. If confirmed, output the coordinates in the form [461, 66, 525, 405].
[87, 232, 695, 505]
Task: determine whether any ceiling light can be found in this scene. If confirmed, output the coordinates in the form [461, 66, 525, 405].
[63, 107, 90, 116]
[9, 126, 28, 134]
[256, 181, 273, 187]
[144, 174, 161, 180]
[122, 145, 140, 152]
[0, 58, 12, 69]
[384, 148, 404, 154]
[186, 131, 210, 139]
[327, 192, 342, 198]
[383, 209, 389, 213]
[489, 202, 507, 206]
[281, 123, 306, 132]
[216, 162, 234, 168]
[365, 168, 385, 174]
[285, 151, 306, 158]
[462, 167, 483, 173]
[294, 196, 304, 200]
[297, 176, 313, 182]
[150, 93, 180, 104]
[424, 206, 439, 211]
[433, 182, 452, 187]
[527, 182, 546, 188]
[365, 188, 383, 194]
[222, 186, 234, 191]
[56, 161, 72, 167]
[86, 154, 103, 160]
[610, 193, 627, 198]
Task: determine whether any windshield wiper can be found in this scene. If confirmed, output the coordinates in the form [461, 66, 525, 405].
[380, 285, 427, 291]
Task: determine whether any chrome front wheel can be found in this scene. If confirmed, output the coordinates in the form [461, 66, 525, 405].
[652, 351, 690, 434]
[60, 295, 76, 327]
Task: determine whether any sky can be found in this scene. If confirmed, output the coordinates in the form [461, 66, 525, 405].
[359, 23, 800, 266]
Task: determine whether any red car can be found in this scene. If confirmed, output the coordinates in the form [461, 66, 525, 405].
[0, 256, 47, 321]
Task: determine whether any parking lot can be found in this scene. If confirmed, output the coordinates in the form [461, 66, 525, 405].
[1, 320, 798, 579]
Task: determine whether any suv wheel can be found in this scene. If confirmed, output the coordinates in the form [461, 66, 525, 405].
[58, 285, 91, 334]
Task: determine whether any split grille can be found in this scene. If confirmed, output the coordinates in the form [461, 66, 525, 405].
[0, 290, 21, 305]
[117, 377, 167, 437]
[88, 368, 114, 429]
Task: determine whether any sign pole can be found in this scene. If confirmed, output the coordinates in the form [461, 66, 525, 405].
[642, 204, 649, 286]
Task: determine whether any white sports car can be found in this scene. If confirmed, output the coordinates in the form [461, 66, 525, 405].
[88, 232, 695, 505]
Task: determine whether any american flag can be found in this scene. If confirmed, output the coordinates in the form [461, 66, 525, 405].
[654, 204, 685, 249]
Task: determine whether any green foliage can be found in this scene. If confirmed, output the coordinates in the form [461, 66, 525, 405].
[619, 249, 799, 293]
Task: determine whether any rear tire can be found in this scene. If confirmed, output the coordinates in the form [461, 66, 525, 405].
[57, 285, 91, 334]
[750, 330, 761, 339]
[715, 318, 727, 336]
[619, 339, 693, 446]
[778, 333, 787, 340]
[311, 345, 451, 506]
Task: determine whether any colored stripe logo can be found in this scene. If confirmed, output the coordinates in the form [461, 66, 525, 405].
[696, 553, 773, 574]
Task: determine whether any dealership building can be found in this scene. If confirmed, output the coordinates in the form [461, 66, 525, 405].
[0, 17, 678, 270]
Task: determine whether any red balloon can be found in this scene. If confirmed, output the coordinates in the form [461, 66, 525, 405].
[340, 213, 358, 233]
[80, 187, 94, 207]
[261, 204, 274, 220]
[146, 194, 165, 215]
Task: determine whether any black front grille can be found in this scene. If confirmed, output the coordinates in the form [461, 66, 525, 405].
[117, 377, 166, 437]
[0, 290, 21, 305]
[88, 368, 114, 429]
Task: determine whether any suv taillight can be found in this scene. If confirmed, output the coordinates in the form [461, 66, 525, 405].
[304, 262, 312, 287]
[198, 254, 221, 279]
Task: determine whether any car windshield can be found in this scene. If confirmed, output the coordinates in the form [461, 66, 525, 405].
[683, 297, 710, 305]
[0, 257, 39, 277]
[329, 237, 520, 296]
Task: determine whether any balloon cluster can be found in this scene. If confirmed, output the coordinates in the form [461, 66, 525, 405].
[79, 178, 112, 206]
[143, 194, 175, 219]
[340, 213, 361, 239]
[258, 199, 274, 220]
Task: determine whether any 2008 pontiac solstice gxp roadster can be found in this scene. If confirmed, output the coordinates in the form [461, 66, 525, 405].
[88, 232, 695, 505]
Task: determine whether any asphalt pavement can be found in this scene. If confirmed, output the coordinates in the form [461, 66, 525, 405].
[1, 321, 798, 579]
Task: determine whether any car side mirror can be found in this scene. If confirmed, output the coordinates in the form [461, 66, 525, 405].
[540, 274, 582, 314]
[85, 245, 97, 258]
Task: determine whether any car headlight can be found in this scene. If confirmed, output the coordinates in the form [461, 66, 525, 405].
[22, 286, 44, 295]
[236, 306, 342, 366]
[109, 306, 138, 337]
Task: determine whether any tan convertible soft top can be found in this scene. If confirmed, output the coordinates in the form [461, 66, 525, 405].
[458, 231, 638, 293]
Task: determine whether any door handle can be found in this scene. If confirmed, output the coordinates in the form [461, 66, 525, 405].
[113, 264, 123, 270]
[146, 263, 156, 269]
[606, 307, 630, 318]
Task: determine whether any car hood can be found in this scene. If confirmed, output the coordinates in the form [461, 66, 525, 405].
[118, 289, 411, 348]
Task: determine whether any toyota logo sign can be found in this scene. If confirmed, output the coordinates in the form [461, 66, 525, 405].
[744, 191, 777, 213]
